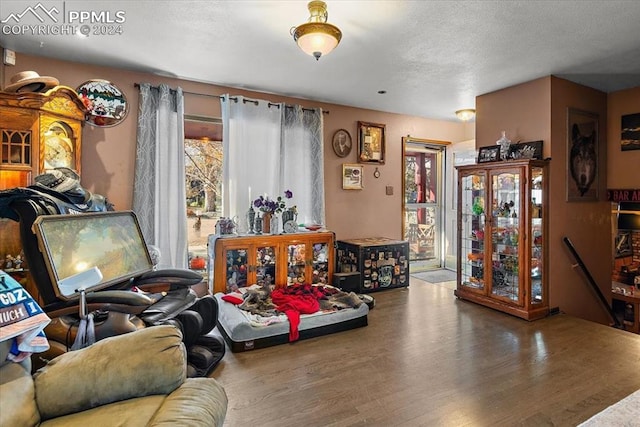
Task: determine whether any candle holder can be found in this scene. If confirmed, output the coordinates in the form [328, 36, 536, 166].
[254, 216, 263, 235]
[247, 205, 255, 234]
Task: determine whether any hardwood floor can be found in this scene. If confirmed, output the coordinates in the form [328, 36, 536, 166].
[210, 279, 640, 426]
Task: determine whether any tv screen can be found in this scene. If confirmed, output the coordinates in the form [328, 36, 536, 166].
[33, 211, 153, 300]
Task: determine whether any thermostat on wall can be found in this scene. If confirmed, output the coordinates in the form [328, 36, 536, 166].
[3, 48, 16, 66]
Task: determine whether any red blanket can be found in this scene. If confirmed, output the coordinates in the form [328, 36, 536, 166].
[271, 287, 320, 341]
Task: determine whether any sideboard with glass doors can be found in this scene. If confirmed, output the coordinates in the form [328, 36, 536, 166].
[208, 231, 334, 294]
[455, 159, 549, 320]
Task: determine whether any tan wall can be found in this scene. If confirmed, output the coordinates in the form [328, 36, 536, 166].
[2, 53, 471, 241]
[476, 76, 639, 325]
[476, 77, 552, 152]
[607, 86, 640, 188]
[549, 76, 609, 324]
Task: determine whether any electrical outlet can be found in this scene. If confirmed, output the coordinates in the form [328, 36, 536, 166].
[386, 186, 393, 195]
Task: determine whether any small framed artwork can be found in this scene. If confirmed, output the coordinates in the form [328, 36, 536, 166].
[477, 145, 501, 163]
[614, 230, 632, 258]
[332, 129, 352, 157]
[507, 140, 543, 160]
[621, 113, 640, 151]
[357, 121, 385, 164]
[567, 108, 598, 202]
[342, 163, 363, 190]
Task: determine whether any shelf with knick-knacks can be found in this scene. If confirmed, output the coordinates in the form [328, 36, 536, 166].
[455, 158, 549, 321]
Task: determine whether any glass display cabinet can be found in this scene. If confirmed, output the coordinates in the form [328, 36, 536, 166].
[209, 231, 334, 293]
[455, 159, 549, 320]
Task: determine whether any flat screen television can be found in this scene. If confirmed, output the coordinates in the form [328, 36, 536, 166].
[33, 211, 154, 300]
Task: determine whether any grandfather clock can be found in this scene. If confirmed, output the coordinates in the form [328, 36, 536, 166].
[0, 85, 86, 188]
[0, 86, 86, 303]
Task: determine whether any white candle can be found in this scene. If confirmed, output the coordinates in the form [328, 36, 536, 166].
[248, 186, 252, 205]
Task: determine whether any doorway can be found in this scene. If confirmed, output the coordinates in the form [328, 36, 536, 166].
[402, 137, 449, 271]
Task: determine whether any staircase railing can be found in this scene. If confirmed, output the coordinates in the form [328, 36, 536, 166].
[562, 236, 623, 329]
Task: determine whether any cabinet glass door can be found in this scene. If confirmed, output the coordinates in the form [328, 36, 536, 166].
[310, 241, 330, 285]
[287, 243, 307, 284]
[460, 172, 486, 291]
[256, 245, 277, 287]
[530, 166, 544, 304]
[490, 170, 521, 302]
[225, 247, 249, 291]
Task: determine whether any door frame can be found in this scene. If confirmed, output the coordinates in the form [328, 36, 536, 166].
[401, 136, 450, 269]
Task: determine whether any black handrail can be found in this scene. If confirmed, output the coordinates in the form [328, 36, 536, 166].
[562, 237, 623, 328]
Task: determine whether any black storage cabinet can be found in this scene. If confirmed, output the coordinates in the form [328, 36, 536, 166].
[336, 237, 409, 293]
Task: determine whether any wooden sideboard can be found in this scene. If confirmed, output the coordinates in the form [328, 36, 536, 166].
[208, 231, 335, 294]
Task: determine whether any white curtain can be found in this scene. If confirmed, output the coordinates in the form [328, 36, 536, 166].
[221, 95, 281, 233]
[281, 105, 325, 225]
[221, 95, 325, 230]
[133, 83, 188, 269]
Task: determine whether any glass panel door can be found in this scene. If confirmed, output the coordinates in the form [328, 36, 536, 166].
[530, 166, 544, 304]
[256, 245, 276, 287]
[403, 140, 445, 269]
[225, 247, 248, 291]
[311, 241, 330, 285]
[460, 171, 486, 291]
[287, 243, 307, 285]
[490, 170, 521, 303]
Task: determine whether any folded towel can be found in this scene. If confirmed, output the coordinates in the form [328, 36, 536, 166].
[0, 270, 50, 362]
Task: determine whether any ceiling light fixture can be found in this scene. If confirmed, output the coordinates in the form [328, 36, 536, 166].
[291, 1, 342, 61]
[455, 109, 476, 121]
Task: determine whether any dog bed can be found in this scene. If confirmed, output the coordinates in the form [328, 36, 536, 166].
[214, 292, 369, 352]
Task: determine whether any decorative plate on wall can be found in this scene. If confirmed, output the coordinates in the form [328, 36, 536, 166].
[76, 79, 129, 127]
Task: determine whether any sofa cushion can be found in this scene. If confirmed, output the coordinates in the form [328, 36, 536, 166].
[39, 395, 166, 427]
[148, 378, 228, 426]
[0, 362, 40, 427]
[34, 325, 186, 420]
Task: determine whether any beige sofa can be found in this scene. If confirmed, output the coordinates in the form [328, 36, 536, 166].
[0, 325, 227, 426]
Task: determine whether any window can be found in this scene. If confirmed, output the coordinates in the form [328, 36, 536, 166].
[184, 116, 222, 269]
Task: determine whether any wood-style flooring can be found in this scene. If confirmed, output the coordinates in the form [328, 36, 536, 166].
[210, 278, 640, 427]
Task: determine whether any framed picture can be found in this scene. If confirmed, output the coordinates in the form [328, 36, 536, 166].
[342, 163, 363, 190]
[621, 113, 640, 151]
[614, 230, 632, 258]
[477, 145, 501, 163]
[357, 121, 385, 164]
[567, 108, 598, 202]
[332, 129, 352, 157]
[76, 79, 129, 127]
[507, 140, 543, 160]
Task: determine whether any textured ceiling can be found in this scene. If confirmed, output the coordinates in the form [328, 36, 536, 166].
[1, 0, 639, 122]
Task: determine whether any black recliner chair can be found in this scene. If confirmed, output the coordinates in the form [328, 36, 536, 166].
[0, 182, 225, 377]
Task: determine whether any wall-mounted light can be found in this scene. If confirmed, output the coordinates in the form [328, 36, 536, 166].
[455, 109, 476, 121]
[291, 1, 342, 61]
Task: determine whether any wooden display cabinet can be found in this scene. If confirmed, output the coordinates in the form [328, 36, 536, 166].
[1, 86, 86, 303]
[1, 86, 86, 188]
[455, 159, 549, 320]
[208, 231, 335, 294]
